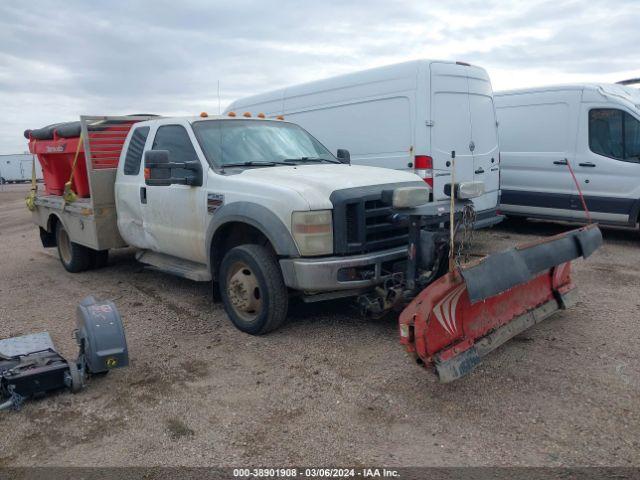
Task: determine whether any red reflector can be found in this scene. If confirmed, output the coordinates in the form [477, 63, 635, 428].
[415, 155, 432, 169]
[424, 178, 433, 187]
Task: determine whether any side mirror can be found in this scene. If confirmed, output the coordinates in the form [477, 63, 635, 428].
[336, 149, 351, 164]
[144, 150, 171, 185]
[144, 150, 203, 187]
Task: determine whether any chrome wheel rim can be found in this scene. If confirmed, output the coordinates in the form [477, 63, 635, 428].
[226, 261, 262, 321]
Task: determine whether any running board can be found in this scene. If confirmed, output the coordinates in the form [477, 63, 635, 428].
[135, 250, 211, 282]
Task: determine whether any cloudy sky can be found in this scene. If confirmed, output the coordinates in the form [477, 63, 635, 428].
[1, 0, 638, 154]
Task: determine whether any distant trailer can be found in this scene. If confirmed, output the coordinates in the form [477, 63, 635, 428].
[0, 154, 43, 184]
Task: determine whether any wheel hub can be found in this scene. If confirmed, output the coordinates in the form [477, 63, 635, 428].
[227, 262, 261, 319]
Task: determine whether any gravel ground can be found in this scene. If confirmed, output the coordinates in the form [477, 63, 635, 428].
[0, 183, 639, 467]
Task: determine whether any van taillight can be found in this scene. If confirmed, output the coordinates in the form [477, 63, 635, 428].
[414, 155, 433, 187]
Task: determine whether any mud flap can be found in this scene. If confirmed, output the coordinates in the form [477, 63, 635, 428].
[399, 225, 602, 382]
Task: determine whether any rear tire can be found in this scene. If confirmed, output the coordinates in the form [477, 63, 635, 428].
[55, 222, 92, 273]
[219, 244, 288, 335]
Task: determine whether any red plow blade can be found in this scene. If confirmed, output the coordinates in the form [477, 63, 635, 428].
[399, 224, 602, 382]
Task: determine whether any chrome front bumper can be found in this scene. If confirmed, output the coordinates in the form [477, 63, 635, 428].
[280, 246, 407, 292]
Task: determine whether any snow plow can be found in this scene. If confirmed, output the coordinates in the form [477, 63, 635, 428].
[396, 213, 602, 382]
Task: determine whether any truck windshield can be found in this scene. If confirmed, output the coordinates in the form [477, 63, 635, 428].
[192, 119, 337, 167]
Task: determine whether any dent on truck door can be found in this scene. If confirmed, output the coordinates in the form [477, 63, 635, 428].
[116, 126, 156, 248]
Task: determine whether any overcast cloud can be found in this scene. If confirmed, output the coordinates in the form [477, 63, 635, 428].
[1, 0, 638, 153]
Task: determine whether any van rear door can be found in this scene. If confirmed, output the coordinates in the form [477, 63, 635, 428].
[430, 62, 475, 203]
[467, 67, 500, 213]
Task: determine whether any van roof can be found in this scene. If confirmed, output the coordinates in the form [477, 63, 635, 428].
[227, 59, 489, 111]
[496, 83, 640, 103]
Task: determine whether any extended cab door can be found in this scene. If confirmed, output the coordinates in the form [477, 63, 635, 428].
[143, 123, 209, 263]
[430, 62, 475, 203]
[116, 125, 153, 248]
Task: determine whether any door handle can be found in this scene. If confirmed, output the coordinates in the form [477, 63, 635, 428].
[579, 162, 596, 168]
[474, 167, 485, 174]
[553, 159, 568, 165]
[140, 186, 147, 204]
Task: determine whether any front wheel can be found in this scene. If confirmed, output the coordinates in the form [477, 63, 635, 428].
[219, 244, 289, 335]
[55, 221, 92, 273]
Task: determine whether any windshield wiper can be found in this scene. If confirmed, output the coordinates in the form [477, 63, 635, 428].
[282, 157, 340, 164]
[223, 161, 291, 167]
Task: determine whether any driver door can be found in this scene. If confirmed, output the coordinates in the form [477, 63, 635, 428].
[143, 123, 208, 263]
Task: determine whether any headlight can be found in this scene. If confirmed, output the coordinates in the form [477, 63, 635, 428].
[292, 210, 333, 256]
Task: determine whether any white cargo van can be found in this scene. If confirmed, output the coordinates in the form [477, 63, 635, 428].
[225, 60, 502, 228]
[496, 84, 640, 227]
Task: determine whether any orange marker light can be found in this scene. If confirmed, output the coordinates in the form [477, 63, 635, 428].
[200, 112, 208, 118]
[276, 115, 285, 120]
[144, 168, 150, 180]
[227, 111, 236, 117]
[257, 113, 266, 118]
[243, 112, 252, 117]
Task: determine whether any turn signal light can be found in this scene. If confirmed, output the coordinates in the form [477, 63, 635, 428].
[414, 155, 433, 188]
[227, 111, 236, 117]
[200, 112, 208, 118]
[276, 115, 284, 120]
[243, 112, 252, 117]
[257, 113, 266, 118]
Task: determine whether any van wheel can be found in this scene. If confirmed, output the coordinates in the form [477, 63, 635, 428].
[55, 222, 92, 273]
[219, 244, 288, 335]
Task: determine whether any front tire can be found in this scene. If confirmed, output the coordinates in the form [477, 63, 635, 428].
[55, 221, 92, 273]
[219, 244, 288, 335]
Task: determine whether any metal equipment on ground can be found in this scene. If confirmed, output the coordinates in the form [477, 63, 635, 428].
[0, 296, 128, 411]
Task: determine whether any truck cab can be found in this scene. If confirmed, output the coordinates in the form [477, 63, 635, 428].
[104, 115, 453, 333]
[28, 115, 467, 334]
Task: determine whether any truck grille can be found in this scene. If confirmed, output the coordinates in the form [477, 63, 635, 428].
[331, 183, 423, 255]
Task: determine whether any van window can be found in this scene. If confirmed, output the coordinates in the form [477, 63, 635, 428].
[589, 109, 640, 162]
[123, 126, 150, 175]
[152, 125, 199, 177]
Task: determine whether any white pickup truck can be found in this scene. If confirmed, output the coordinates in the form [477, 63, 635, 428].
[30, 115, 473, 335]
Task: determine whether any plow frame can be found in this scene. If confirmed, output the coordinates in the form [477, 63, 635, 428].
[396, 216, 602, 382]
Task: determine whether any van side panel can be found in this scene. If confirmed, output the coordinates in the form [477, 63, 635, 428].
[284, 97, 413, 170]
[280, 63, 419, 171]
[496, 89, 582, 218]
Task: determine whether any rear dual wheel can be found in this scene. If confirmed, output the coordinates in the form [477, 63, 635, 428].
[55, 222, 109, 273]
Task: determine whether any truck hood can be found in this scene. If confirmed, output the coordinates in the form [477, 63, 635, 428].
[237, 164, 424, 209]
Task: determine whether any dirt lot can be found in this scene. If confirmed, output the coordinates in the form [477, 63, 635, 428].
[0, 183, 639, 467]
